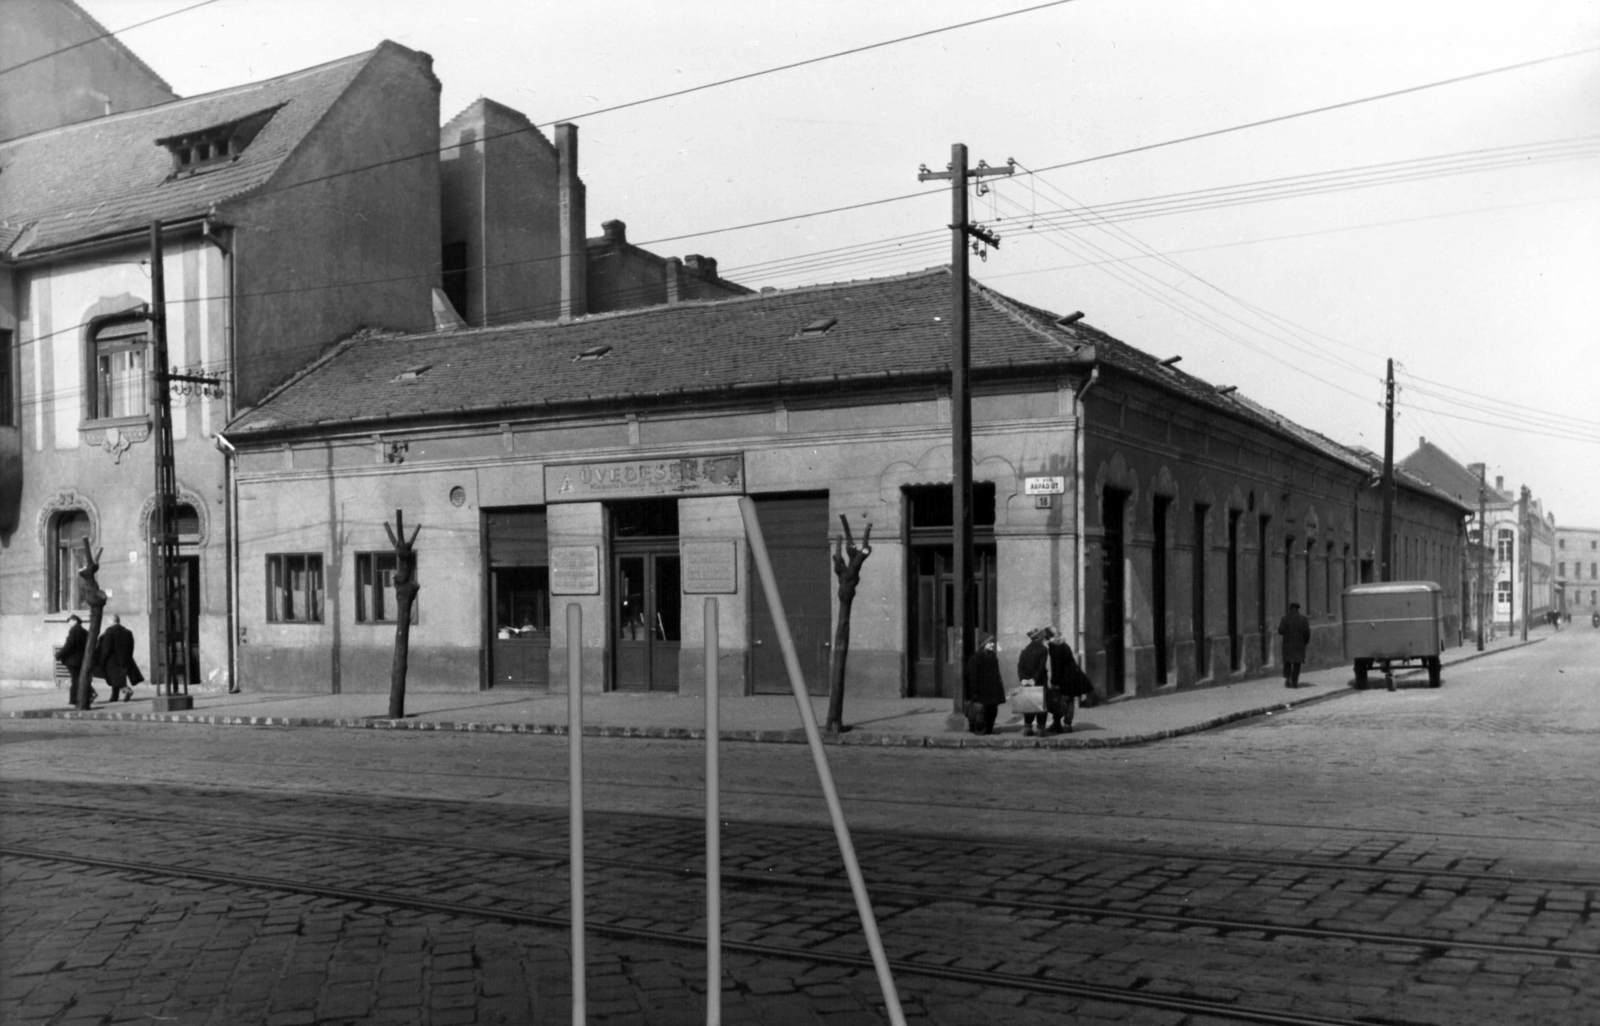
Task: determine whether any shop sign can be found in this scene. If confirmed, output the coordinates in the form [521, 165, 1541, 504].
[682, 541, 738, 594]
[545, 453, 745, 502]
[1024, 475, 1066, 495]
[549, 545, 600, 595]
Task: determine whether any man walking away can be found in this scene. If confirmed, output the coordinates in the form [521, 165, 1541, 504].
[95, 615, 145, 703]
[1276, 602, 1311, 688]
[59, 615, 91, 707]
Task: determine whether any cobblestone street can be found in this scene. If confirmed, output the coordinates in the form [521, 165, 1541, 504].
[2, 630, 1596, 1024]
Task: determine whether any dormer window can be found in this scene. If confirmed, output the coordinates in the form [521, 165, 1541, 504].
[156, 105, 282, 176]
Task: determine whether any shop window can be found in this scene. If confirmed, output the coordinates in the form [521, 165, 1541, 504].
[266, 553, 324, 623]
[51, 510, 92, 612]
[356, 552, 417, 624]
[90, 320, 148, 420]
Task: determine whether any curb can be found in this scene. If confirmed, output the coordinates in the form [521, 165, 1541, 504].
[3, 637, 1543, 749]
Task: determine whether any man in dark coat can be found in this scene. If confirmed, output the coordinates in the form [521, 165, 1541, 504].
[964, 634, 1007, 735]
[59, 615, 92, 707]
[1044, 628, 1091, 734]
[95, 614, 144, 703]
[1015, 627, 1051, 737]
[1276, 602, 1311, 688]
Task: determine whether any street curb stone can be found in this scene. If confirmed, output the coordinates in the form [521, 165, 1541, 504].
[3, 638, 1540, 751]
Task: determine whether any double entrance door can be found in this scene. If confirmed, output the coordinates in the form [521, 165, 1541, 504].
[613, 548, 681, 691]
[907, 544, 996, 698]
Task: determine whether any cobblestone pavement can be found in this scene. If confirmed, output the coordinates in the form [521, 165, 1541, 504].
[2, 630, 1596, 1024]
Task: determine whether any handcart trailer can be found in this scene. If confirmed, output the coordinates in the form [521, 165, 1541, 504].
[1341, 581, 1444, 691]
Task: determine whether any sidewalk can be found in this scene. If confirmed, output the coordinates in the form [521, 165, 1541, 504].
[1, 632, 1544, 749]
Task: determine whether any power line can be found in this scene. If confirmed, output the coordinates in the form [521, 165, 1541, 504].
[0, 0, 226, 78]
[205, 1, 1077, 206]
[1026, 45, 1600, 176]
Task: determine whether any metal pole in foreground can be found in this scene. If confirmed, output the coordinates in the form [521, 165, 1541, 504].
[567, 602, 585, 1025]
[704, 597, 722, 1026]
[737, 498, 907, 1026]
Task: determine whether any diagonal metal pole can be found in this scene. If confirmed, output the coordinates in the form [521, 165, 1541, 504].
[739, 498, 906, 1026]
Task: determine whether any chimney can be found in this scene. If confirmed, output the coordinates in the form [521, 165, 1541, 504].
[1419, 436, 1426, 447]
[1495, 475, 1504, 492]
[602, 219, 627, 244]
[555, 123, 587, 320]
[683, 254, 718, 279]
[665, 256, 682, 306]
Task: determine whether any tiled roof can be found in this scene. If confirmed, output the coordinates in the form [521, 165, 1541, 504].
[0, 47, 379, 257]
[59, 0, 176, 98]
[228, 269, 1091, 435]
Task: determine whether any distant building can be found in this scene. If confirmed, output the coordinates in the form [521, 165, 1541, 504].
[1, 0, 179, 141]
[1401, 438, 1553, 631]
[1554, 525, 1600, 615]
[214, 269, 1471, 701]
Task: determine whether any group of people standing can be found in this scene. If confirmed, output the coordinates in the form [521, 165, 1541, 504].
[964, 626, 1095, 737]
[57, 614, 144, 708]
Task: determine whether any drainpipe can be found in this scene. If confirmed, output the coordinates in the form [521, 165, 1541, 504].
[214, 431, 239, 692]
[1073, 365, 1099, 656]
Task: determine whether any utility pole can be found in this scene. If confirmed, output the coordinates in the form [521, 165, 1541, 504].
[1520, 484, 1531, 642]
[1476, 467, 1486, 651]
[1379, 358, 1396, 583]
[918, 144, 1012, 723]
[147, 222, 222, 712]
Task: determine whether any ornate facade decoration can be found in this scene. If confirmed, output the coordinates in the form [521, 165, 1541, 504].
[137, 486, 210, 544]
[36, 489, 101, 547]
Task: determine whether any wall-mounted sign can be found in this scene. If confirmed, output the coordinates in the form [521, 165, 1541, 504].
[1024, 476, 1066, 496]
[545, 454, 745, 502]
[549, 545, 600, 595]
[682, 541, 738, 594]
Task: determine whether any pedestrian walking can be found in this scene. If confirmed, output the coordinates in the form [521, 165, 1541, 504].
[1276, 601, 1311, 688]
[1015, 626, 1051, 736]
[1044, 628, 1091, 734]
[964, 634, 1006, 735]
[58, 615, 94, 708]
[95, 615, 144, 703]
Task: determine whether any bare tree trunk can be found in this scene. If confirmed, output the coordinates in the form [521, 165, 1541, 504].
[73, 539, 107, 711]
[825, 516, 872, 735]
[385, 510, 421, 719]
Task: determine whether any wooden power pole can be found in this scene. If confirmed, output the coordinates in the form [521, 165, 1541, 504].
[919, 145, 1012, 722]
[1379, 358, 1396, 583]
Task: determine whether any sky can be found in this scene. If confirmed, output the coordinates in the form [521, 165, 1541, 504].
[77, 0, 1600, 525]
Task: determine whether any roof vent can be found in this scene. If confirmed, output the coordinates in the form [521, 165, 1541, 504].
[574, 344, 612, 362]
[797, 316, 838, 337]
[391, 364, 432, 383]
[1216, 385, 1238, 396]
[1158, 355, 1182, 370]
[1056, 311, 1085, 328]
[156, 104, 283, 177]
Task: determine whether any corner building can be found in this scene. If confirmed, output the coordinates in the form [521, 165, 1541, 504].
[222, 269, 1470, 701]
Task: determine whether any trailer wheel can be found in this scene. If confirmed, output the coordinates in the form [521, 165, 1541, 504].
[1353, 659, 1370, 689]
[1426, 657, 1442, 688]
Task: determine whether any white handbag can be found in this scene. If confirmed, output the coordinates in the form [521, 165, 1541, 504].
[1008, 685, 1047, 714]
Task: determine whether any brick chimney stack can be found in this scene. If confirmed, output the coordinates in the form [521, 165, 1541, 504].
[556, 123, 587, 320]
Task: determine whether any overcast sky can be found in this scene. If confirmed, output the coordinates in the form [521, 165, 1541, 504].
[79, 0, 1600, 524]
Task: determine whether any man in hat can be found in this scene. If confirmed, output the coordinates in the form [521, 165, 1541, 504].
[59, 615, 91, 707]
[1015, 626, 1051, 736]
[1276, 602, 1311, 688]
[95, 614, 144, 703]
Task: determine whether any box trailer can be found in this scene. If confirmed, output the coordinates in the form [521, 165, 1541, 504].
[1341, 581, 1444, 690]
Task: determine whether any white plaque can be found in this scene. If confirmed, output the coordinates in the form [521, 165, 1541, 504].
[1024, 476, 1066, 496]
[681, 541, 738, 594]
[549, 545, 600, 595]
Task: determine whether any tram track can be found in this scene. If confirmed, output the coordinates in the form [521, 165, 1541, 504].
[5, 790, 1596, 891]
[0, 843, 1443, 1026]
[4, 795, 1594, 965]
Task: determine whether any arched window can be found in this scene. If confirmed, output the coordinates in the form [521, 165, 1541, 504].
[52, 510, 91, 611]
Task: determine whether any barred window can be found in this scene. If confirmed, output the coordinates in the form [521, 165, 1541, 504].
[266, 553, 323, 623]
[356, 552, 417, 624]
